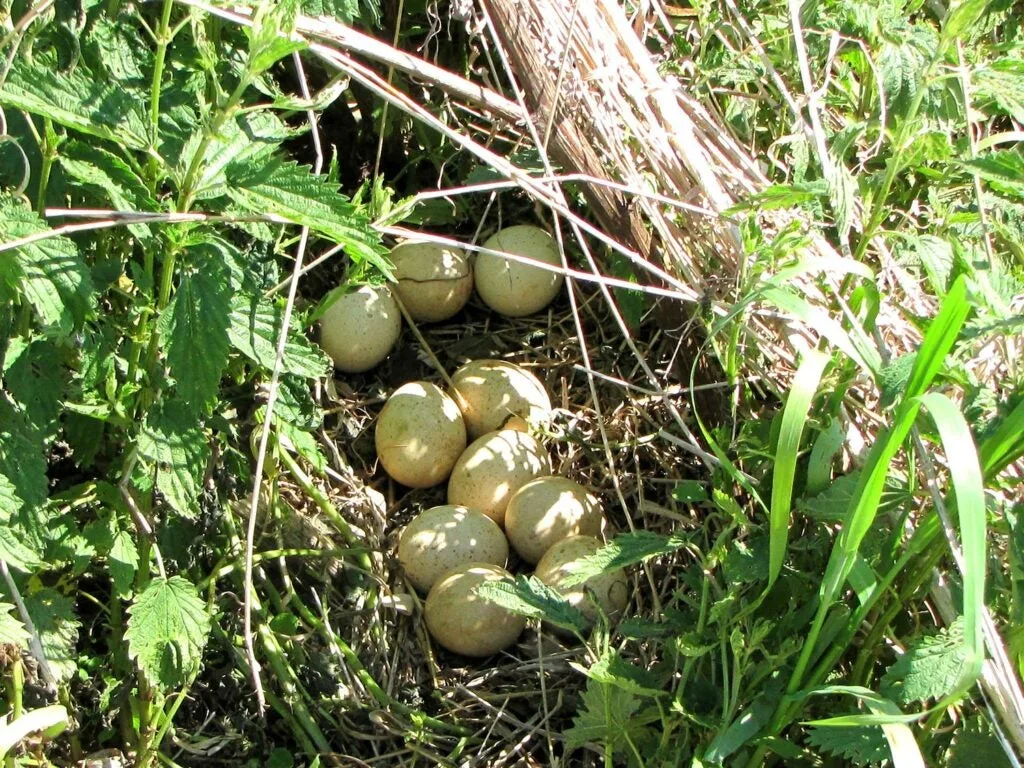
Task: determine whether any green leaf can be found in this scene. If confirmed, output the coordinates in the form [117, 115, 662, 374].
[0, 195, 94, 333]
[705, 688, 779, 762]
[903, 235, 954, 297]
[0, 476, 44, 570]
[0, 603, 29, 646]
[806, 724, 890, 765]
[157, 261, 232, 415]
[879, 37, 929, 118]
[474, 575, 589, 633]
[137, 400, 210, 519]
[0, 61, 147, 150]
[769, 349, 829, 586]
[879, 352, 917, 409]
[559, 531, 687, 587]
[881, 620, 972, 705]
[23, 589, 80, 684]
[60, 141, 157, 240]
[948, 715, 1013, 768]
[723, 536, 769, 584]
[961, 149, 1024, 195]
[225, 155, 387, 273]
[228, 293, 331, 379]
[563, 677, 658, 757]
[806, 417, 844, 494]
[3, 338, 66, 441]
[301, 0, 360, 22]
[108, 530, 138, 599]
[245, 0, 306, 75]
[579, 651, 666, 697]
[0, 704, 69, 758]
[671, 480, 708, 503]
[974, 59, 1024, 123]
[941, 0, 990, 49]
[979, 397, 1024, 479]
[125, 576, 211, 690]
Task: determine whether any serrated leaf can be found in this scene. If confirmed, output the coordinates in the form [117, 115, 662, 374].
[879, 352, 917, 409]
[0, 400, 48, 513]
[246, 0, 306, 75]
[580, 651, 666, 697]
[0, 61, 147, 150]
[183, 112, 291, 201]
[723, 536, 769, 584]
[228, 293, 331, 379]
[908, 235, 954, 296]
[108, 530, 138, 599]
[225, 155, 387, 273]
[962, 149, 1024, 196]
[60, 141, 157, 240]
[559, 531, 687, 587]
[806, 724, 890, 765]
[137, 400, 210, 519]
[879, 37, 929, 118]
[475, 575, 589, 633]
[974, 59, 1024, 123]
[0, 602, 29, 646]
[948, 715, 1013, 768]
[672, 480, 708, 503]
[301, 0, 360, 22]
[563, 678, 658, 756]
[23, 589, 80, 683]
[881, 620, 972, 705]
[940, 0, 989, 48]
[125, 576, 211, 690]
[157, 262, 232, 415]
[0, 195, 94, 333]
[4, 338, 66, 441]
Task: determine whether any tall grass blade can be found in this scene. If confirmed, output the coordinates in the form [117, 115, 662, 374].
[918, 393, 987, 665]
[768, 349, 830, 586]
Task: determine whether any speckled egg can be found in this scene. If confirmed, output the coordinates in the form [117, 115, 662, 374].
[450, 359, 552, 440]
[504, 477, 604, 564]
[424, 563, 526, 657]
[375, 381, 467, 488]
[319, 284, 401, 373]
[390, 241, 474, 323]
[475, 225, 564, 317]
[535, 535, 628, 625]
[446, 429, 550, 526]
[398, 505, 508, 593]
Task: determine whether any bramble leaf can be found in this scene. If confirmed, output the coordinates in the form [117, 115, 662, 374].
[0, 196, 94, 333]
[881, 620, 972, 705]
[125, 576, 211, 690]
[137, 400, 210, 519]
[157, 261, 232, 415]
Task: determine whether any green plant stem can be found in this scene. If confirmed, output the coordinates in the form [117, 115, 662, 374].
[146, 0, 176, 185]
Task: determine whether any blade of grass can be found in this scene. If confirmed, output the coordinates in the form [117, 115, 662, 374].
[768, 348, 830, 587]
[918, 392, 987, 667]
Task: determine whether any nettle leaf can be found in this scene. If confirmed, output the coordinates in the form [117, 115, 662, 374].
[879, 352, 917, 409]
[879, 26, 934, 118]
[137, 400, 210, 519]
[225, 155, 387, 273]
[245, 0, 306, 75]
[228, 293, 331, 379]
[0, 195, 94, 333]
[3, 337, 66, 441]
[60, 141, 158, 240]
[157, 261, 232, 415]
[559, 530, 687, 587]
[0, 60, 147, 150]
[806, 724, 890, 765]
[475, 575, 589, 633]
[0, 602, 29, 646]
[24, 588, 80, 683]
[301, 0, 360, 23]
[108, 530, 139, 599]
[563, 677, 658, 758]
[881, 619, 972, 705]
[84, 16, 150, 84]
[962, 149, 1024, 196]
[948, 715, 1013, 768]
[581, 651, 666, 697]
[183, 112, 291, 201]
[974, 59, 1024, 123]
[125, 576, 211, 690]
[0, 474, 44, 571]
[0, 400, 48, 513]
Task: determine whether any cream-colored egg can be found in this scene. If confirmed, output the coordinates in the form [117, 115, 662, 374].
[375, 382, 467, 488]
[475, 225, 564, 317]
[450, 359, 552, 440]
[504, 477, 604, 564]
[390, 241, 473, 323]
[319, 284, 401, 373]
[535, 535, 628, 625]
[446, 429, 550, 526]
[398, 505, 508, 593]
[424, 563, 526, 657]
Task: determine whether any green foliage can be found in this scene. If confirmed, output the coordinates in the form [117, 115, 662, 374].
[806, 724, 890, 765]
[475, 575, 589, 633]
[125, 576, 211, 690]
[563, 677, 659, 764]
[558, 530, 688, 587]
[881, 621, 973, 705]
